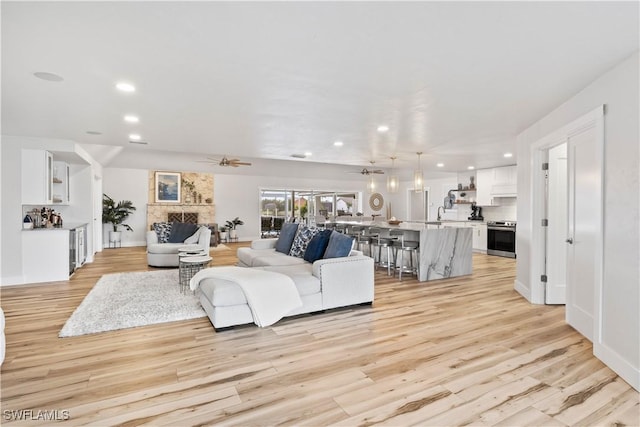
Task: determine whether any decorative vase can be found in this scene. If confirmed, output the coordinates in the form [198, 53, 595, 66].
[185, 193, 191, 204]
[219, 231, 228, 242]
[229, 229, 238, 239]
[470, 176, 476, 190]
[109, 231, 122, 243]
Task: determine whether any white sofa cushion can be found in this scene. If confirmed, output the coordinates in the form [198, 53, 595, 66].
[147, 242, 190, 254]
[237, 247, 307, 267]
[255, 264, 320, 296]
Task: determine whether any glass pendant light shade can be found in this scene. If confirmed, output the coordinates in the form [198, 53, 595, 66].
[414, 152, 424, 193]
[387, 175, 399, 193]
[367, 175, 376, 193]
[387, 156, 399, 193]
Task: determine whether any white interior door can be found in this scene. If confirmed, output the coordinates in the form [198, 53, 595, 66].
[545, 143, 568, 304]
[566, 127, 599, 341]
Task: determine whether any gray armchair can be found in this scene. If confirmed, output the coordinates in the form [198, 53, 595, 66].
[146, 227, 211, 267]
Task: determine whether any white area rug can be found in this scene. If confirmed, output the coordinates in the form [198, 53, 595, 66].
[59, 270, 206, 337]
[211, 244, 231, 251]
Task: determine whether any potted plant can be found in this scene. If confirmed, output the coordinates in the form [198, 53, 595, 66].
[225, 217, 244, 239]
[102, 194, 136, 244]
[181, 179, 195, 203]
[219, 226, 228, 242]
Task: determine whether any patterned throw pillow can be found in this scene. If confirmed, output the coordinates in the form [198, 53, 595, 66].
[152, 222, 172, 243]
[289, 226, 320, 258]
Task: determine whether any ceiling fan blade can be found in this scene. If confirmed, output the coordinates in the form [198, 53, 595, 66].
[227, 158, 240, 162]
[232, 162, 252, 166]
[372, 170, 385, 174]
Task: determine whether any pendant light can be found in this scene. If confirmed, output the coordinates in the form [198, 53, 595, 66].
[387, 156, 399, 193]
[367, 161, 377, 193]
[414, 152, 424, 193]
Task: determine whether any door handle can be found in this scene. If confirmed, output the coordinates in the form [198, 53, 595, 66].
[565, 238, 573, 244]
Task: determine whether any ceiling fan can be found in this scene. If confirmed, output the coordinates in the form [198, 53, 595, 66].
[198, 156, 252, 167]
[347, 161, 385, 175]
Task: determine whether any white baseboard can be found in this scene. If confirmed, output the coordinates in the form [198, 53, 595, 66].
[514, 279, 534, 303]
[103, 241, 146, 248]
[594, 342, 640, 391]
[0, 275, 26, 286]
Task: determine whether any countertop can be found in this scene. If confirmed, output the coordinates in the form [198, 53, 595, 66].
[331, 220, 483, 231]
[22, 222, 88, 231]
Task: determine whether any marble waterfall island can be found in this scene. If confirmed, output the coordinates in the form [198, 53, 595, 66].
[418, 227, 472, 281]
[333, 220, 473, 282]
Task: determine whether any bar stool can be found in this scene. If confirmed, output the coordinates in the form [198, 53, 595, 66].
[349, 226, 370, 255]
[371, 228, 396, 275]
[359, 226, 379, 258]
[390, 230, 419, 280]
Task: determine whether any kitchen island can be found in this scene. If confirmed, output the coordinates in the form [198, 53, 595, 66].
[331, 220, 473, 282]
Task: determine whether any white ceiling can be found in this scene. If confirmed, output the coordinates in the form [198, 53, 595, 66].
[2, 1, 638, 173]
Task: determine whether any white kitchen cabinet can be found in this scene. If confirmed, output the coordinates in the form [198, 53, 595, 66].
[470, 222, 487, 252]
[21, 149, 54, 205]
[492, 165, 517, 196]
[476, 168, 494, 206]
[52, 161, 70, 204]
[476, 165, 517, 205]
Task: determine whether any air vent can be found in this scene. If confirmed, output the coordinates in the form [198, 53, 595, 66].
[291, 153, 306, 159]
[129, 140, 148, 145]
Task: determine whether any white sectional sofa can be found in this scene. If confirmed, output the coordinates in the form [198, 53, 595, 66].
[195, 237, 375, 329]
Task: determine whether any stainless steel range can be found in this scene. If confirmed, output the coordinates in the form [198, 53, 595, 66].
[487, 221, 517, 258]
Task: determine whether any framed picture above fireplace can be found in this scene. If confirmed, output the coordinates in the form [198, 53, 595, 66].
[155, 171, 181, 203]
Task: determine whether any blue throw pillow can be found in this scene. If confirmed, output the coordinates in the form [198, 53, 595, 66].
[289, 226, 320, 258]
[323, 231, 354, 259]
[274, 223, 299, 254]
[303, 229, 333, 263]
[167, 222, 199, 243]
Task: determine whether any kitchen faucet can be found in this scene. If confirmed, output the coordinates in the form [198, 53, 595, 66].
[437, 206, 445, 221]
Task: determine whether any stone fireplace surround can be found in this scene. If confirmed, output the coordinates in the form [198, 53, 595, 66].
[146, 171, 215, 231]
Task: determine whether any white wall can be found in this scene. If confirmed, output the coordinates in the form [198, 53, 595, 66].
[102, 168, 149, 247]
[516, 52, 639, 389]
[0, 137, 23, 284]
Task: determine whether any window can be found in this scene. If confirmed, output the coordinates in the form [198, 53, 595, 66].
[259, 189, 361, 226]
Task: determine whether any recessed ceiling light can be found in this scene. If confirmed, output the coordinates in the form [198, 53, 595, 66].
[334, 141, 344, 147]
[33, 72, 64, 82]
[86, 131, 102, 135]
[467, 166, 475, 170]
[116, 82, 136, 92]
[129, 134, 141, 141]
[124, 115, 139, 123]
[437, 163, 444, 167]
[504, 152, 513, 158]
[377, 125, 389, 133]
[304, 152, 313, 157]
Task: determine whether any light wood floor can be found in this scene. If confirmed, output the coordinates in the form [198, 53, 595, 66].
[1, 244, 638, 426]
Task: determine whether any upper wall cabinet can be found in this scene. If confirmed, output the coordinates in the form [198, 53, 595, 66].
[476, 165, 517, 206]
[492, 165, 517, 197]
[53, 161, 70, 205]
[21, 150, 71, 205]
[22, 149, 54, 205]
